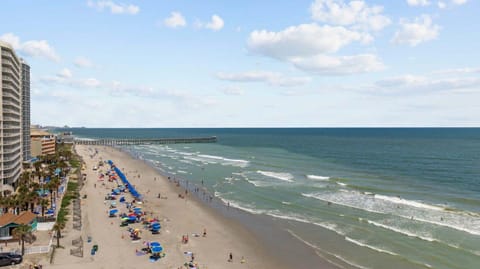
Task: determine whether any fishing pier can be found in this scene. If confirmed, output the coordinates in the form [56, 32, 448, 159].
[74, 136, 217, 145]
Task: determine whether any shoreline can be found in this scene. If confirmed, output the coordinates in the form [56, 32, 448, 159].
[113, 145, 338, 269]
[50, 145, 294, 269]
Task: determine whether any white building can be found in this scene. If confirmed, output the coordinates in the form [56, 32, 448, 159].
[0, 41, 23, 195]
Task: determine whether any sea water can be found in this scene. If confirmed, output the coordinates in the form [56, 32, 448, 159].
[61, 128, 480, 269]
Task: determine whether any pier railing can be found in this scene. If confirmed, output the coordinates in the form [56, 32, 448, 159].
[74, 136, 217, 145]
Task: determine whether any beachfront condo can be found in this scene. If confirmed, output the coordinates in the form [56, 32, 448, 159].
[0, 41, 23, 196]
[22, 59, 31, 162]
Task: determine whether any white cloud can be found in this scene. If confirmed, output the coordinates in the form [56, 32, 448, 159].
[376, 75, 427, 88]
[80, 78, 102, 88]
[196, 15, 225, 31]
[247, 24, 383, 75]
[407, 0, 431, 6]
[310, 0, 391, 32]
[432, 67, 480, 75]
[0, 33, 60, 62]
[375, 74, 480, 92]
[452, 0, 468, 5]
[205, 15, 224, 31]
[0, 33, 20, 48]
[74, 56, 94, 68]
[222, 87, 245, 96]
[290, 54, 385, 75]
[248, 23, 371, 60]
[164, 12, 187, 28]
[57, 68, 72, 79]
[392, 15, 440, 46]
[438, 1, 447, 8]
[216, 71, 311, 87]
[87, 0, 139, 15]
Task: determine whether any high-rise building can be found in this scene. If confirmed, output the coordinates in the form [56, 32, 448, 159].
[21, 59, 31, 162]
[0, 41, 23, 195]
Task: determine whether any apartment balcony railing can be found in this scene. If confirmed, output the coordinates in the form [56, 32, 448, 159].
[2, 153, 21, 162]
[2, 116, 20, 122]
[1, 59, 20, 73]
[2, 69, 20, 83]
[1, 76, 20, 87]
[2, 101, 21, 110]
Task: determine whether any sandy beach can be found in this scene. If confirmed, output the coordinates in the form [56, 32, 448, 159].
[48, 145, 286, 269]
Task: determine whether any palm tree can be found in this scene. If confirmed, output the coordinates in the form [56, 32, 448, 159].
[12, 224, 32, 255]
[52, 221, 65, 247]
[49, 177, 61, 199]
[39, 198, 49, 217]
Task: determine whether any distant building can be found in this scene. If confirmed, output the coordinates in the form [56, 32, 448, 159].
[57, 131, 74, 144]
[21, 59, 31, 162]
[31, 129, 56, 157]
[0, 41, 23, 195]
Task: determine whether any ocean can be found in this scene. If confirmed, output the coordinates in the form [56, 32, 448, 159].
[58, 128, 480, 269]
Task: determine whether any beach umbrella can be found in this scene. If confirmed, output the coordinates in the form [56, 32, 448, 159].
[128, 216, 136, 221]
[151, 246, 163, 253]
[109, 209, 118, 214]
[122, 217, 129, 221]
[110, 201, 117, 206]
[150, 242, 161, 247]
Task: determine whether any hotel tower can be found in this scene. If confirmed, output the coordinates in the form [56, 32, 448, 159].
[0, 41, 23, 195]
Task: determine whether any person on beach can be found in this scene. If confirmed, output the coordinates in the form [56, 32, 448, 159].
[228, 252, 233, 262]
[203, 228, 207, 237]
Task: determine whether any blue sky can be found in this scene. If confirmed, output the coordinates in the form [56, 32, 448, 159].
[1, 0, 479, 127]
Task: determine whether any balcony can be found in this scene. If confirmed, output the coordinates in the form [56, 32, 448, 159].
[2, 69, 20, 82]
[1, 59, 20, 73]
[3, 145, 21, 154]
[2, 85, 21, 98]
[2, 116, 20, 122]
[2, 152, 21, 162]
[2, 100, 20, 109]
[2, 124, 20, 129]
[1, 76, 20, 88]
[1, 50, 20, 64]
[2, 108, 21, 116]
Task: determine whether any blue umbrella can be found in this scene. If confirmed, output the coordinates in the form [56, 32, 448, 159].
[150, 242, 161, 247]
[109, 209, 118, 214]
[151, 246, 163, 253]
[128, 216, 137, 221]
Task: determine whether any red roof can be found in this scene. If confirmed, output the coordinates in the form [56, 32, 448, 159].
[0, 211, 36, 226]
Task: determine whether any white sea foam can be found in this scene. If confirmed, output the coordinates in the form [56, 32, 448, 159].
[281, 201, 291, 205]
[198, 154, 250, 167]
[306, 175, 330, 181]
[244, 178, 270, 187]
[366, 220, 435, 242]
[178, 151, 195, 156]
[267, 212, 346, 236]
[345, 237, 398, 256]
[374, 194, 444, 211]
[337, 182, 347, 187]
[177, 170, 188, 174]
[286, 230, 371, 269]
[215, 194, 265, 215]
[257, 170, 294, 182]
[302, 191, 480, 236]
